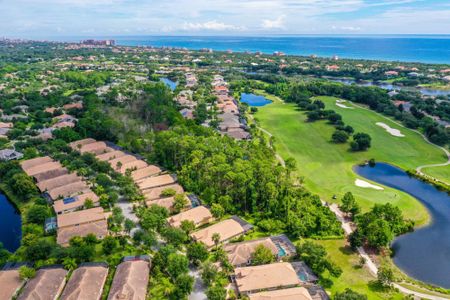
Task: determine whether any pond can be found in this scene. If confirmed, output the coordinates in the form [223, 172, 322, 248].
[240, 93, 272, 107]
[160, 77, 178, 91]
[329, 78, 450, 97]
[0, 193, 21, 253]
[354, 163, 450, 288]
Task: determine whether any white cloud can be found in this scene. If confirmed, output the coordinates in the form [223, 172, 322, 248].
[181, 20, 245, 31]
[261, 15, 285, 29]
[331, 25, 362, 32]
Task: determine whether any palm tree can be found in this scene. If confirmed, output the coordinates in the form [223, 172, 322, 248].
[63, 257, 77, 271]
[212, 232, 221, 251]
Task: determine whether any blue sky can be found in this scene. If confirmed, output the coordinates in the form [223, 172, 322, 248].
[1, 0, 450, 37]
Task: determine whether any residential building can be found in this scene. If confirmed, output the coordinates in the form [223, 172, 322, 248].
[190, 216, 252, 248]
[167, 205, 213, 228]
[107, 259, 150, 300]
[232, 262, 302, 296]
[138, 174, 176, 191]
[0, 149, 23, 161]
[248, 287, 313, 300]
[17, 267, 68, 300]
[0, 266, 25, 300]
[60, 263, 108, 300]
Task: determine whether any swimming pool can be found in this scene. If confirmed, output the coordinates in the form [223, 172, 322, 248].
[276, 243, 287, 257]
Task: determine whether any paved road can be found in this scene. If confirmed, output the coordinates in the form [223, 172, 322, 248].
[189, 267, 207, 300]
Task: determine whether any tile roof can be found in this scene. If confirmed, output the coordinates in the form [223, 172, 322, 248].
[0, 268, 24, 300]
[191, 218, 246, 248]
[60, 264, 108, 300]
[224, 238, 278, 266]
[138, 174, 176, 191]
[17, 267, 68, 300]
[248, 287, 313, 300]
[57, 220, 108, 246]
[107, 260, 150, 300]
[234, 262, 301, 294]
[57, 207, 106, 228]
[167, 206, 213, 228]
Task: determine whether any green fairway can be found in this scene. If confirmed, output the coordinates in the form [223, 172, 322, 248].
[255, 95, 449, 225]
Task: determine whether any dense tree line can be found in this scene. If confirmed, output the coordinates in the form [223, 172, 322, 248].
[262, 80, 449, 146]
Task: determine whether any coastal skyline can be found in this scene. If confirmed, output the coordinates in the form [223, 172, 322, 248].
[1, 0, 450, 37]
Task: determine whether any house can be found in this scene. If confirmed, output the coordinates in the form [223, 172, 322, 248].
[138, 174, 176, 191]
[57, 220, 108, 246]
[63, 101, 83, 110]
[20, 156, 53, 172]
[37, 173, 81, 192]
[17, 267, 68, 300]
[24, 161, 63, 177]
[143, 184, 184, 201]
[385, 70, 399, 76]
[69, 138, 97, 150]
[53, 192, 100, 214]
[117, 160, 148, 174]
[107, 154, 135, 169]
[0, 266, 25, 300]
[166, 206, 213, 228]
[54, 114, 77, 123]
[146, 196, 177, 211]
[223, 237, 278, 267]
[248, 287, 313, 300]
[107, 259, 150, 300]
[52, 121, 75, 129]
[232, 262, 302, 296]
[34, 168, 69, 182]
[47, 180, 90, 200]
[190, 216, 252, 248]
[131, 165, 162, 182]
[0, 149, 23, 161]
[96, 150, 126, 162]
[60, 263, 108, 300]
[78, 141, 111, 155]
[57, 207, 107, 229]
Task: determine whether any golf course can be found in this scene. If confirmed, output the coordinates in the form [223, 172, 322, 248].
[254, 93, 450, 226]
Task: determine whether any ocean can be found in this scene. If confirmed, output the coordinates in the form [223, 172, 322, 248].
[109, 35, 450, 64]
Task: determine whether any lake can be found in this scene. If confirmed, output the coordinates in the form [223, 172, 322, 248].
[240, 93, 271, 107]
[0, 193, 22, 253]
[160, 77, 178, 91]
[329, 78, 450, 97]
[354, 163, 450, 288]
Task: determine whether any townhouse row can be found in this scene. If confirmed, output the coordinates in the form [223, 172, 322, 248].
[20, 155, 108, 246]
[0, 256, 150, 300]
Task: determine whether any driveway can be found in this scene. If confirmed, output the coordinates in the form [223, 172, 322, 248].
[189, 267, 207, 300]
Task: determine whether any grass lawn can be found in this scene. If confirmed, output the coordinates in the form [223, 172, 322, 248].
[254, 95, 449, 225]
[314, 239, 404, 299]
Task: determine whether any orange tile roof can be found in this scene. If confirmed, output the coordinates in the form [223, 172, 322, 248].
[167, 206, 213, 228]
[191, 218, 246, 248]
[234, 262, 301, 294]
[248, 287, 313, 300]
[57, 207, 106, 228]
[138, 174, 176, 191]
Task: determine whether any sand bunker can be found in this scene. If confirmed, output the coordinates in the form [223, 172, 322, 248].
[335, 99, 353, 109]
[376, 122, 405, 137]
[355, 179, 384, 190]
